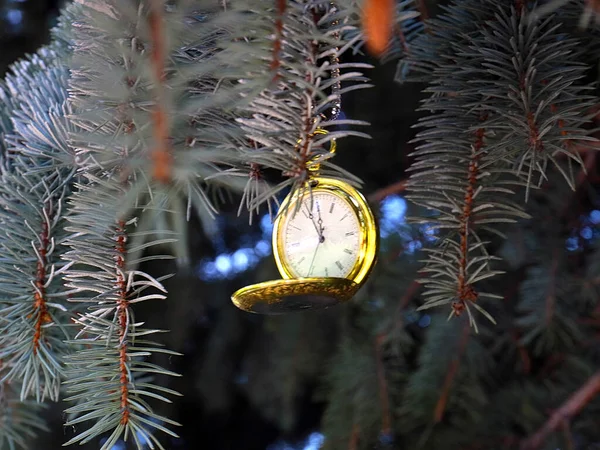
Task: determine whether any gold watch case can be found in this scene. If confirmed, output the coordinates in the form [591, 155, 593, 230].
[231, 177, 378, 314]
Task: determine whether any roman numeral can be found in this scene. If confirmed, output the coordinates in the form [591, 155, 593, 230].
[290, 242, 300, 247]
[335, 261, 343, 270]
[329, 203, 335, 213]
[345, 231, 355, 236]
[343, 248, 352, 254]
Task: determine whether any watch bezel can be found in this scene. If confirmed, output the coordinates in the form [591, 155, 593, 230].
[272, 177, 378, 286]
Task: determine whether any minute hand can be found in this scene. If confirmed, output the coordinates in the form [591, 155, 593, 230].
[304, 203, 323, 239]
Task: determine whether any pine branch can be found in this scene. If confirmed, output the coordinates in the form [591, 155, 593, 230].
[521, 371, 600, 449]
[471, 8, 597, 199]
[217, 0, 374, 220]
[68, 0, 247, 262]
[374, 334, 392, 435]
[0, 46, 75, 402]
[0, 380, 48, 450]
[407, 78, 526, 326]
[367, 178, 407, 203]
[362, 0, 396, 56]
[433, 323, 469, 423]
[63, 174, 181, 449]
[396, 0, 500, 83]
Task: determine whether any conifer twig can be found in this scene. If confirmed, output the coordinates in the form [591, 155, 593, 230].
[367, 178, 407, 203]
[374, 334, 392, 435]
[348, 423, 360, 450]
[433, 323, 470, 422]
[520, 371, 600, 449]
[149, 0, 171, 184]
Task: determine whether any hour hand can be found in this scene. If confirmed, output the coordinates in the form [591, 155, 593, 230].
[316, 202, 324, 237]
[304, 203, 322, 237]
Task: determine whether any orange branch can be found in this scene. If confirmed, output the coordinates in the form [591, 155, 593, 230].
[149, 0, 172, 184]
[367, 179, 407, 203]
[348, 423, 360, 450]
[544, 250, 559, 325]
[392, 280, 421, 331]
[521, 371, 600, 449]
[32, 206, 51, 354]
[270, 0, 286, 79]
[375, 334, 392, 435]
[362, 0, 395, 56]
[454, 122, 486, 316]
[115, 220, 130, 425]
[416, 0, 429, 22]
[433, 323, 470, 422]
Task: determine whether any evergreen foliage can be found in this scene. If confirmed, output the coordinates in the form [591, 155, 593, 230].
[0, 0, 598, 449]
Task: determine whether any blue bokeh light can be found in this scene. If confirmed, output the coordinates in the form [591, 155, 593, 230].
[260, 213, 274, 237]
[6, 9, 23, 25]
[215, 254, 232, 275]
[232, 249, 250, 272]
[566, 236, 580, 252]
[303, 432, 325, 450]
[580, 226, 593, 240]
[418, 314, 431, 328]
[379, 195, 407, 238]
[266, 431, 325, 450]
[255, 239, 271, 256]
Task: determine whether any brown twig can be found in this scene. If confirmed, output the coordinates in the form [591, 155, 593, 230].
[32, 205, 52, 354]
[361, 0, 396, 56]
[270, 0, 286, 79]
[454, 122, 486, 316]
[392, 280, 421, 331]
[544, 249, 559, 325]
[375, 334, 392, 435]
[521, 371, 600, 449]
[433, 323, 470, 422]
[149, 0, 172, 184]
[416, 0, 429, 22]
[115, 220, 130, 425]
[348, 423, 360, 450]
[368, 179, 407, 203]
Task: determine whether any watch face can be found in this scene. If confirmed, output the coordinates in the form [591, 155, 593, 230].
[281, 191, 362, 278]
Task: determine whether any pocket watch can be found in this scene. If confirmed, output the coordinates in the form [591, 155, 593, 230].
[231, 135, 378, 314]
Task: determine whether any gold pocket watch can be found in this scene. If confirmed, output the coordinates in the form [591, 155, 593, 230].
[231, 133, 378, 314]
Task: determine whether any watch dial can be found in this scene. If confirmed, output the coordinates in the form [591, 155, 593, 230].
[281, 191, 361, 278]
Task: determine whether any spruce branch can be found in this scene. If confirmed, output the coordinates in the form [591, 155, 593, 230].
[471, 8, 597, 199]
[361, 0, 396, 56]
[396, 0, 500, 83]
[215, 0, 376, 220]
[407, 74, 527, 326]
[432, 322, 470, 423]
[521, 370, 600, 450]
[68, 0, 246, 262]
[0, 46, 76, 403]
[0, 175, 73, 403]
[63, 174, 181, 449]
[0, 379, 48, 450]
[516, 255, 583, 356]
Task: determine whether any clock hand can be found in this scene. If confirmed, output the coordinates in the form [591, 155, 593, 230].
[307, 240, 321, 277]
[305, 203, 323, 239]
[316, 202, 325, 242]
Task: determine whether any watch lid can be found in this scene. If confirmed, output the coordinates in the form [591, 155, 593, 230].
[231, 277, 359, 314]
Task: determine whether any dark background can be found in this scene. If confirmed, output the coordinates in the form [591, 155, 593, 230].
[0, 1, 431, 449]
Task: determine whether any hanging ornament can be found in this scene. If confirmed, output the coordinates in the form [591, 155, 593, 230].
[231, 131, 378, 314]
[231, 7, 378, 314]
